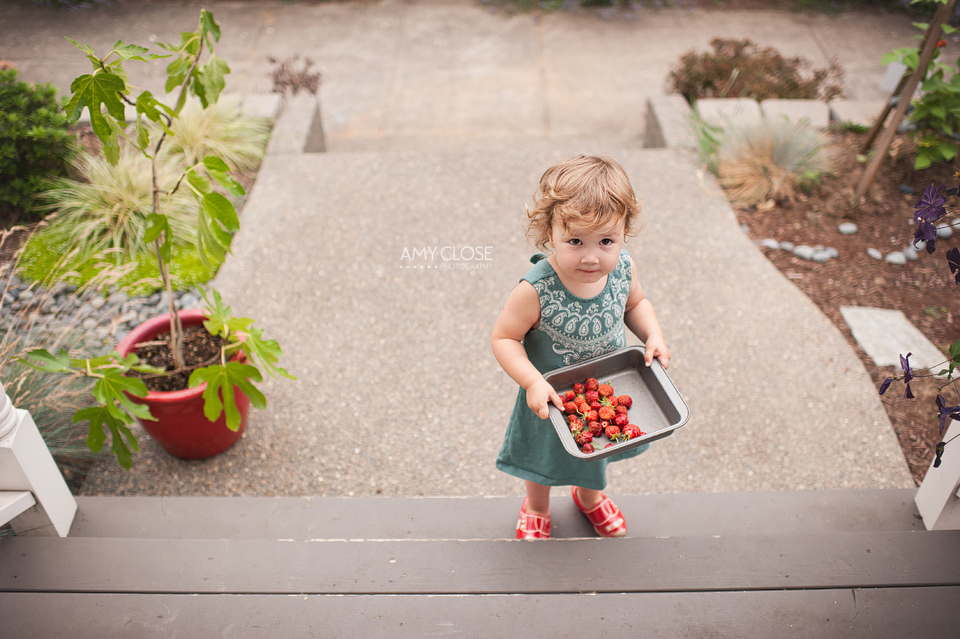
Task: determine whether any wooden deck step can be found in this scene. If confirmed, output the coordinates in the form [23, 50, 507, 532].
[3, 530, 958, 594]
[3, 588, 960, 638]
[68, 489, 923, 540]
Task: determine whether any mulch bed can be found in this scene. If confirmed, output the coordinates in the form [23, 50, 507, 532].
[734, 129, 959, 483]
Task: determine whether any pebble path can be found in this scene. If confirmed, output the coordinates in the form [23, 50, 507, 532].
[1, 270, 206, 350]
[743, 218, 960, 265]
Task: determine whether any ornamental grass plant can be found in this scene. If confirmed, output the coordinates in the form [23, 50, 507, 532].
[0, 232, 135, 487]
[36, 144, 197, 264]
[159, 97, 269, 176]
[714, 116, 833, 206]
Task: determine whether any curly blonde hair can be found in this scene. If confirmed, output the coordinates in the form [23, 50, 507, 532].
[526, 155, 644, 251]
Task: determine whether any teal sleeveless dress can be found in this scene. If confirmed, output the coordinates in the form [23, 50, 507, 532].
[496, 249, 649, 490]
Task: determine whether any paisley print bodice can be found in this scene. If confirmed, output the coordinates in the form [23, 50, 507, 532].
[521, 250, 632, 371]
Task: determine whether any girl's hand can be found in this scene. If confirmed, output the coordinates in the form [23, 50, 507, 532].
[526, 378, 564, 420]
[643, 334, 671, 369]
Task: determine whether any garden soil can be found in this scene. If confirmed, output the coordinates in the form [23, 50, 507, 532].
[734, 129, 959, 483]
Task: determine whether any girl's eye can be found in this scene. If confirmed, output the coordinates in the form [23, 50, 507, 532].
[600, 238, 615, 246]
[568, 238, 582, 246]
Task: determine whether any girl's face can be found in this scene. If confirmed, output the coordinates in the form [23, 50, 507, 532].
[548, 216, 625, 288]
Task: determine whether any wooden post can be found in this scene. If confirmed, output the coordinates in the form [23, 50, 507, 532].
[854, 0, 958, 202]
[916, 420, 960, 530]
[0, 379, 78, 537]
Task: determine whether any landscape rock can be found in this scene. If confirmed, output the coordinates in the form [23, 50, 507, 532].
[838, 222, 858, 235]
[867, 248, 882, 259]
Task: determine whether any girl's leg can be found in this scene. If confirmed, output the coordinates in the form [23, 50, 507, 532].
[525, 480, 551, 516]
[573, 486, 603, 509]
[572, 485, 627, 538]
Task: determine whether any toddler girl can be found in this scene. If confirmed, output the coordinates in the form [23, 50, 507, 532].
[491, 155, 670, 539]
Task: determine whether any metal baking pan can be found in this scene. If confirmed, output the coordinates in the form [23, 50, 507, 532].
[545, 346, 689, 462]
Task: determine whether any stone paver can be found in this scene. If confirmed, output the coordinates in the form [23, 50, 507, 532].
[761, 99, 831, 129]
[840, 306, 950, 376]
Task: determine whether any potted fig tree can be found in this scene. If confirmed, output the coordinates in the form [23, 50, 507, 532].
[19, 10, 292, 468]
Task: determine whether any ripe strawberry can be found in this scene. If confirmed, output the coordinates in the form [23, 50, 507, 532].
[598, 406, 615, 421]
[574, 395, 587, 407]
[623, 424, 642, 439]
[604, 443, 615, 449]
[599, 419, 610, 430]
[588, 421, 602, 437]
[604, 425, 621, 440]
[607, 395, 619, 408]
[615, 405, 628, 415]
[585, 409, 599, 423]
[564, 390, 576, 402]
[585, 390, 599, 404]
[581, 443, 595, 454]
[574, 383, 585, 394]
[614, 413, 628, 427]
[585, 378, 599, 392]
[598, 384, 613, 397]
[564, 401, 578, 414]
[568, 415, 583, 430]
[590, 401, 602, 412]
[575, 431, 594, 446]
[617, 395, 633, 409]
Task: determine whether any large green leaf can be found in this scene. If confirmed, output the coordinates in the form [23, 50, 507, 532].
[65, 71, 125, 121]
[203, 156, 245, 197]
[242, 325, 295, 380]
[90, 367, 155, 422]
[113, 40, 168, 63]
[200, 54, 229, 105]
[17, 348, 71, 373]
[200, 10, 221, 43]
[189, 362, 264, 431]
[74, 405, 138, 470]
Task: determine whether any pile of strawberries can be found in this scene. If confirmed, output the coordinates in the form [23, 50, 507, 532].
[561, 377, 645, 454]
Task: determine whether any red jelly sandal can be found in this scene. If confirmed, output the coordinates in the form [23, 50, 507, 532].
[516, 497, 551, 539]
[571, 486, 627, 538]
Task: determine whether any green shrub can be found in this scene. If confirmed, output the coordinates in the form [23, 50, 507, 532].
[0, 69, 76, 220]
[667, 38, 845, 104]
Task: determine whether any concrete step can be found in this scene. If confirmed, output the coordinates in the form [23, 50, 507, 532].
[68, 490, 923, 541]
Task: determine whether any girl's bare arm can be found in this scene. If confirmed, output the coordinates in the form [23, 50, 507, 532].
[491, 281, 564, 419]
[623, 255, 671, 368]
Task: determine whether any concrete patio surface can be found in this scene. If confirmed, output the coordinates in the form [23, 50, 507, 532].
[1, 0, 925, 498]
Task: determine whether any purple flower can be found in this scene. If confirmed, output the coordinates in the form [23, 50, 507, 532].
[947, 247, 960, 285]
[879, 376, 893, 395]
[915, 184, 947, 223]
[936, 394, 960, 436]
[914, 221, 938, 253]
[900, 353, 914, 399]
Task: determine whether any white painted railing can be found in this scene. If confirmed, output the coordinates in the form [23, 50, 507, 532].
[915, 419, 960, 530]
[0, 379, 77, 536]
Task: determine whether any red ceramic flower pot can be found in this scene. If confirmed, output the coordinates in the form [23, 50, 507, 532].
[117, 309, 250, 459]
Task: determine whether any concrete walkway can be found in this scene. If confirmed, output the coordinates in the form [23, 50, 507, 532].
[2, 0, 921, 497]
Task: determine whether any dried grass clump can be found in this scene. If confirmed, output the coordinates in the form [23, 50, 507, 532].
[716, 117, 833, 206]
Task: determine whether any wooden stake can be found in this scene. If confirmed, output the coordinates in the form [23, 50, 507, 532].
[854, 0, 958, 203]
